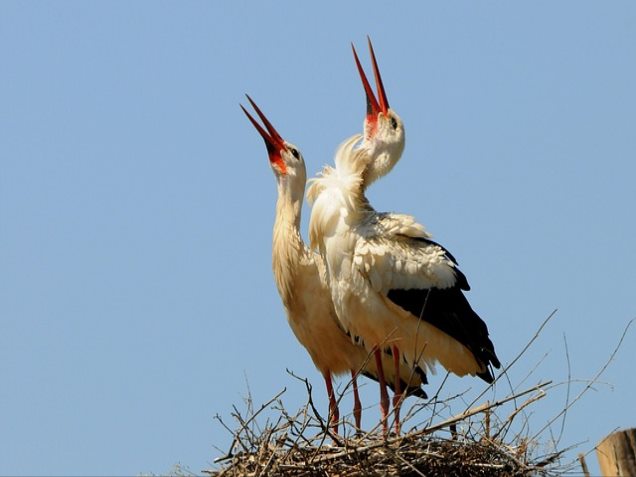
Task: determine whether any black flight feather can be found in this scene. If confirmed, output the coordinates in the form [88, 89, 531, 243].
[387, 286, 500, 384]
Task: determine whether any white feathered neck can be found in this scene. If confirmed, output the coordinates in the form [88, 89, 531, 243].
[272, 179, 307, 308]
[306, 134, 375, 251]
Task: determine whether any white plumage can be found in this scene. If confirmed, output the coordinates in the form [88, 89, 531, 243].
[308, 136, 499, 378]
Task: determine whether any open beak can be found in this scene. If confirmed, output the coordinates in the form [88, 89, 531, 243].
[241, 94, 286, 164]
[367, 37, 389, 114]
[352, 37, 390, 120]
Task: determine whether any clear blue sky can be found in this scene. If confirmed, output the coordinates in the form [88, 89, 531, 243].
[1, 2, 635, 475]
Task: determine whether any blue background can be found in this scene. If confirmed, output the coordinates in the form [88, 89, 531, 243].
[1, 2, 634, 475]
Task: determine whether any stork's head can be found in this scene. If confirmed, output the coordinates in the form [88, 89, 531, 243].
[352, 38, 405, 187]
[241, 95, 306, 189]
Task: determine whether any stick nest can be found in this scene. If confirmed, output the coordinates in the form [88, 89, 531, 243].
[208, 379, 565, 477]
[212, 432, 547, 477]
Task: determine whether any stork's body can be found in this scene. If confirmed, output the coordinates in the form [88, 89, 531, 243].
[308, 41, 500, 434]
[308, 136, 499, 376]
[242, 97, 425, 433]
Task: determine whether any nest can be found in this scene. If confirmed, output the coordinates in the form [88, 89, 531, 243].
[208, 379, 566, 477]
[211, 432, 547, 477]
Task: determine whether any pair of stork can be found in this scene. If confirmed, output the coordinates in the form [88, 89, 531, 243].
[241, 39, 500, 436]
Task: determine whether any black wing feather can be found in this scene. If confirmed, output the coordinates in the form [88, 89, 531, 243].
[387, 286, 500, 383]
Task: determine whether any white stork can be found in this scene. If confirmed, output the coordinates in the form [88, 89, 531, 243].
[307, 41, 500, 435]
[241, 96, 425, 434]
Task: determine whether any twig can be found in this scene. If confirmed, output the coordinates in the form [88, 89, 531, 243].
[213, 387, 286, 462]
[386, 447, 427, 477]
[513, 351, 550, 394]
[425, 371, 450, 428]
[214, 413, 249, 457]
[556, 333, 572, 448]
[413, 382, 550, 440]
[254, 422, 284, 477]
[491, 390, 546, 441]
[468, 309, 557, 410]
[286, 369, 344, 448]
[531, 319, 634, 441]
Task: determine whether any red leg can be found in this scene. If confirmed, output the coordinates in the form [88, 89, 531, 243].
[351, 370, 362, 431]
[374, 348, 389, 437]
[392, 345, 403, 435]
[323, 371, 339, 435]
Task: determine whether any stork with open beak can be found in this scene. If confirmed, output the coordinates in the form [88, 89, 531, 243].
[308, 40, 500, 436]
[241, 96, 426, 434]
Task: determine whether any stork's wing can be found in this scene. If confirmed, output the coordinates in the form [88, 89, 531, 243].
[354, 223, 500, 381]
[355, 232, 468, 295]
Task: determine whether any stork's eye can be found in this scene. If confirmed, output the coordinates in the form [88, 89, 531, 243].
[290, 148, 300, 159]
[390, 116, 398, 130]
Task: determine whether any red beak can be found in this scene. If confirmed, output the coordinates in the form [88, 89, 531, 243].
[367, 36, 390, 114]
[241, 94, 286, 162]
[352, 37, 390, 121]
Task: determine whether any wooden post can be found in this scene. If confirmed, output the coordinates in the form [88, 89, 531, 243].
[596, 428, 636, 476]
[578, 453, 590, 477]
